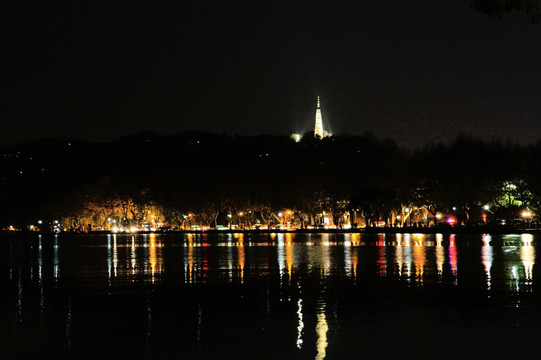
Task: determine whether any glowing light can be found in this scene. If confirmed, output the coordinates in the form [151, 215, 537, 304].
[413, 241, 426, 285]
[291, 133, 302, 142]
[449, 235, 458, 285]
[482, 234, 493, 291]
[436, 235, 444, 281]
[315, 299, 328, 360]
[521, 234, 535, 286]
[296, 298, 304, 349]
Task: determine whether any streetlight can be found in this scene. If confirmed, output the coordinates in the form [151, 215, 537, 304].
[435, 213, 442, 226]
[238, 212, 244, 229]
[522, 210, 532, 229]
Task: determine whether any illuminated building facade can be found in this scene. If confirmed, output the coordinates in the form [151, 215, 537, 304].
[314, 96, 332, 138]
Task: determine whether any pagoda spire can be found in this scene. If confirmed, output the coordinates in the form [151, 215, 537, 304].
[314, 96, 324, 138]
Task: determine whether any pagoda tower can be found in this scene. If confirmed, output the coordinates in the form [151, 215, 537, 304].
[314, 96, 324, 138]
[314, 97, 331, 138]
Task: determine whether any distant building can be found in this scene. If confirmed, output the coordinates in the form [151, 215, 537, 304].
[314, 96, 332, 138]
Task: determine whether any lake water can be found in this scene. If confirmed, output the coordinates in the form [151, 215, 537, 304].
[2, 232, 541, 359]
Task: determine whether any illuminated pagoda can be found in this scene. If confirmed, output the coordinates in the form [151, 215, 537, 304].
[314, 96, 332, 138]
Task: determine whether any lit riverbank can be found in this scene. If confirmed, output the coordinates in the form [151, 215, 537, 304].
[4, 225, 540, 236]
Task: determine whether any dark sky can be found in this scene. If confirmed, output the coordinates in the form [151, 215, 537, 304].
[5, 1, 541, 149]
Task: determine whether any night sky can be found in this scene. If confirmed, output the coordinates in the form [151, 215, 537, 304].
[5, 1, 541, 149]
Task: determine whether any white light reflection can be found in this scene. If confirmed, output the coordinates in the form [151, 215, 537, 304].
[521, 234, 535, 290]
[16, 265, 22, 333]
[113, 234, 118, 278]
[107, 235, 112, 290]
[511, 265, 520, 308]
[29, 242, 34, 281]
[185, 234, 198, 284]
[321, 234, 331, 276]
[277, 234, 285, 299]
[146, 297, 152, 352]
[66, 298, 72, 350]
[228, 234, 234, 282]
[344, 234, 352, 278]
[296, 297, 304, 349]
[131, 236, 136, 277]
[481, 234, 493, 292]
[397, 234, 412, 283]
[53, 234, 60, 285]
[196, 300, 202, 349]
[9, 240, 14, 282]
[38, 235, 44, 321]
[396, 234, 402, 277]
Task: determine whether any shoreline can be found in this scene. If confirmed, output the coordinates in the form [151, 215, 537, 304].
[2, 225, 540, 236]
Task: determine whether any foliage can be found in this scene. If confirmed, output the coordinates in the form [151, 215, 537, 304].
[0, 132, 540, 229]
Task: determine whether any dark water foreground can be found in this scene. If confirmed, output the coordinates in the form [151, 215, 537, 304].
[2, 232, 541, 359]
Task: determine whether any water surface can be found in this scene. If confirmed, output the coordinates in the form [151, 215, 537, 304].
[2, 232, 541, 359]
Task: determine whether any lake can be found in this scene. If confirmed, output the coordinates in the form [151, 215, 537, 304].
[2, 232, 541, 359]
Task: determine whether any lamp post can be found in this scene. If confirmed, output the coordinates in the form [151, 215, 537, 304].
[435, 213, 442, 226]
[522, 210, 532, 229]
[238, 211, 244, 229]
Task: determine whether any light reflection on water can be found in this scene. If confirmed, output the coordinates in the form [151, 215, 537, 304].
[2, 232, 541, 358]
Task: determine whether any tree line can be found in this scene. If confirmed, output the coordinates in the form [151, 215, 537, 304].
[0, 131, 540, 231]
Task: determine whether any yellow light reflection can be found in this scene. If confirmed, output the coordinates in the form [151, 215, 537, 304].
[187, 235, 195, 284]
[412, 233, 425, 247]
[238, 235, 245, 284]
[436, 234, 444, 281]
[315, 299, 328, 360]
[149, 234, 157, 283]
[521, 234, 535, 287]
[412, 238, 425, 285]
[351, 233, 360, 246]
[286, 234, 294, 282]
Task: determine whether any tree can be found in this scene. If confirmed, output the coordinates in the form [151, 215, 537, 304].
[470, 0, 541, 23]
